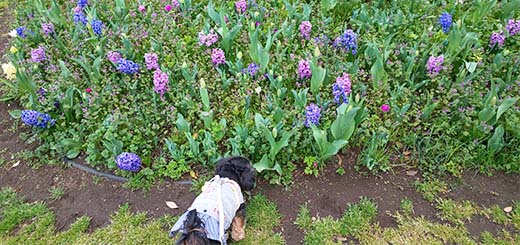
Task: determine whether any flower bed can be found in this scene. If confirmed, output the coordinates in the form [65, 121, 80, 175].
[2, 0, 519, 186]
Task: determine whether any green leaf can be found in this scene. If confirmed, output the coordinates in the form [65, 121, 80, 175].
[479, 107, 496, 122]
[58, 60, 71, 79]
[66, 149, 80, 159]
[8, 110, 21, 119]
[310, 60, 326, 95]
[321, 139, 347, 161]
[176, 113, 191, 134]
[200, 87, 210, 111]
[488, 125, 504, 153]
[420, 102, 439, 121]
[253, 154, 272, 173]
[331, 105, 360, 141]
[496, 97, 518, 121]
[465, 61, 477, 73]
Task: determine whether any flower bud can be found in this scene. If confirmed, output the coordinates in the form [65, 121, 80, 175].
[490, 96, 497, 106]
[314, 47, 321, 57]
[200, 78, 206, 88]
[182, 62, 188, 69]
[237, 51, 243, 59]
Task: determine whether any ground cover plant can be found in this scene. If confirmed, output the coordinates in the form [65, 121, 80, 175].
[1, 0, 519, 186]
[0, 187, 285, 245]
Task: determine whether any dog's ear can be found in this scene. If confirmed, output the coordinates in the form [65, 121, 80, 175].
[233, 157, 256, 191]
[239, 166, 256, 191]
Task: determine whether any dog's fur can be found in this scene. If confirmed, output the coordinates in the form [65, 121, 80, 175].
[175, 157, 256, 245]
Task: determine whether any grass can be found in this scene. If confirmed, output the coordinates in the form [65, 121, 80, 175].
[236, 194, 285, 245]
[435, 199, 478, 226]
[0, 187, 285, 244]
[415, 179, 448, 202]
[48, 186, 65, 201]
[296, 197, 378, 244]
[298, 197, 520, 244]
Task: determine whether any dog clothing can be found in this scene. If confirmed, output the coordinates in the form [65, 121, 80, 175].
[170, 176, 244, 244]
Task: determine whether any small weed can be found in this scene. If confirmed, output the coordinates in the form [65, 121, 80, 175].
[480, 230, 520, 244]
[436, 199, 477, 226]
[400, 198, 414, 217]
[336, 167, 346, 176]
[481, 205, 509, 226]
[295, 203, 312, 231]
[92, 175, 105, 185]
[512, 201, 520, 230]
[0, 156, 5, 167]
[415, 179, 448, 202]
[48, 186, 65, 201]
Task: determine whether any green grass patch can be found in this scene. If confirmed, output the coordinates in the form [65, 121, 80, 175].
[436, 199, 478, 226]
[0, 187, 50, 236]
[481, 205, 510, 226]
[237, 194, 285, 245]
[415, 179, 448, 202]
[297, 197, 377, 244]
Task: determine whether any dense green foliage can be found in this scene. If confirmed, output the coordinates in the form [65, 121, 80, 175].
[2, 0, 519, 185]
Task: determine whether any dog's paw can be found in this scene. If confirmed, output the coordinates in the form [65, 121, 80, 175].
[231, 227, 245, 241]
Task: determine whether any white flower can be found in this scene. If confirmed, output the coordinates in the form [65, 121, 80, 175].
[255, 86, 262, 94]
[8, 29, 17, 38]
[2, 63, 17, 80]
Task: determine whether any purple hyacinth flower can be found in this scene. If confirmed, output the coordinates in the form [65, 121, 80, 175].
[332, 73, 352, 104]
[489, 32, 505, 48]
[41, 23, 55, 36]
[426, 55, 444, 77]
[211, 48, 226, 66]
[300, 21, 312, 40]
[439, 12, 452, 34]
[31, 47, 47, 63]
[115, 152, 142, 172]
[107, 51, 122, 63]
[506, 19, 520, 36]
[144, 53, 159, 70]
[297, 60, 312, 80]
[153, 69, 169, 97]
[117, 59, 140, 75]
[304, 103, 321, 127]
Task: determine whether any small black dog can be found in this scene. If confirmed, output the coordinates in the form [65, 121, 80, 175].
[170, 157, 256, 245]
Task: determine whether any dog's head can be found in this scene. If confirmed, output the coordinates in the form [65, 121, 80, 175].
[176, 209, 210, 245]
[215, 156, 256, 191]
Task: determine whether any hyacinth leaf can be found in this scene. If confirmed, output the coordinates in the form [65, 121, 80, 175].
[292, 89, 309, 109]
[15, 68, 37, 101]
[58, 60, 71, 79]
[496, 97, 518, 121]
[331, 105, 360, 141]
[479, 107, 496, 123]
[8, 110, 21, 119]
[283, 0, 297, 19]
[501, 1, 520, 20]
[199, 87, 210, 111]
[257, 44, 270, 72]
[420, 102, 439, 121]
[176, 113, 191, 134]
[321, 0, 337, 12]
[488, 125, 504, 153]
[185, 132, 201, 159]
[207, 2, 221, 26]
[253, 155, 275, 173]
[310, 60, 326, 95]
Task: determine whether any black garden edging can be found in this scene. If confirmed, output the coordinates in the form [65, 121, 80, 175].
[62, 157, 193, 185]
